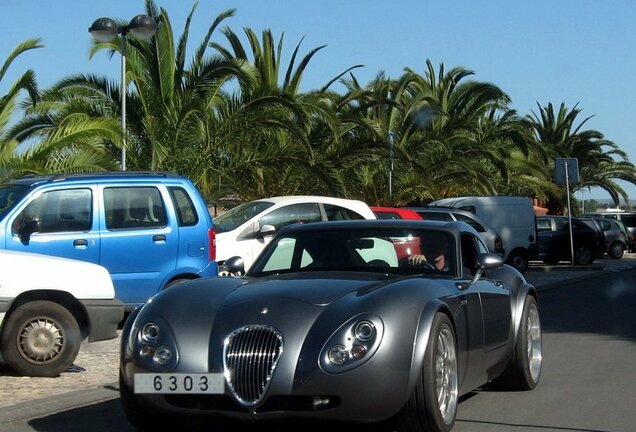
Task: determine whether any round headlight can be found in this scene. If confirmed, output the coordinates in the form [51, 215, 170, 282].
[153, 346, 173, 365]
[328, 344, 348, 365]
[141, 322, 160, 344]
[354, 321, 375, 342]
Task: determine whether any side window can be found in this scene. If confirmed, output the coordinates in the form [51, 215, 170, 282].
[323, 204, 365, 220]
[555, 218, 569, 231]
[169, 187, 199, 227]
[537, 219, 552, 232]
[375, 211, 400, 220]
[460, 234, 480, 277]
[258, 203, 321, 231]
[620, 214, 636, 228]
[13, 188, 92, 234]
[453, 213, 485, 232]
[420, 211, 452, 221]
[104, 187, 166, 230]
[262, 238, 297, 272]
[598, 220, 611, 231]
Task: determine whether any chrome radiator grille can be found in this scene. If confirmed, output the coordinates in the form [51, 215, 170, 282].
[223, 325, 283, 406]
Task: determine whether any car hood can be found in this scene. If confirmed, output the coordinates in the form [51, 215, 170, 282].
[148, 271, 400, 314]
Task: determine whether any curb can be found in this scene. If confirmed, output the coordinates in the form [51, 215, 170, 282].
[0, 384, 118, 425]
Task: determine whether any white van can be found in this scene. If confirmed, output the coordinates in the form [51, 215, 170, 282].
[428, 196, 538, 272]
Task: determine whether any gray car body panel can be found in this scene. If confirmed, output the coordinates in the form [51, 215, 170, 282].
[120, 220, 534, 422]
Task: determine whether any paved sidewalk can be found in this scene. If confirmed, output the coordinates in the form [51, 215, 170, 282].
[1, 254, 635, 424]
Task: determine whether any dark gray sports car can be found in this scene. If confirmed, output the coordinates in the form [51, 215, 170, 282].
[120, 220, 542, 431]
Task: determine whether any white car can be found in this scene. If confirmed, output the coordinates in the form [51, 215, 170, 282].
[0, 249, 123, 377]
[214, 196, 376, 271]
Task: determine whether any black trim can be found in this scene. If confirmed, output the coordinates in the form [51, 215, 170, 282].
[81, 299, 125, 342]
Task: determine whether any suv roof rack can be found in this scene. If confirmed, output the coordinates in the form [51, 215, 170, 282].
[18, 171, 179, 182]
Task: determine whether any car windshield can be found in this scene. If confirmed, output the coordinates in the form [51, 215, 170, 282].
[213, 200, 274, 233]
[249, 227, 456, 277]
[0, 184, 29, 219]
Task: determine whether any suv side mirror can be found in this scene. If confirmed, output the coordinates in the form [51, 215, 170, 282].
[223, 256, 245, 277]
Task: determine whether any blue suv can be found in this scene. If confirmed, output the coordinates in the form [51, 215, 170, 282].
[0, 172, 218, 309]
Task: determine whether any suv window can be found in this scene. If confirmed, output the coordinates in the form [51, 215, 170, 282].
[453, 212, 485, 232]
[323, 204, 364, 220]
[374, 211, 400, 220]
[14, 188, 92, 234]
[258, 203, 322, 230]
[169, 187, 198, 226]
[0, 185, 29, 219]
[104, 187, 166, 230]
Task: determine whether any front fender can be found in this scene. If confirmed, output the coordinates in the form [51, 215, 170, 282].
[405, 300, 452, 402]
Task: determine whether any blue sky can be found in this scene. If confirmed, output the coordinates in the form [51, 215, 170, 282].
[1, 0, 635, 201]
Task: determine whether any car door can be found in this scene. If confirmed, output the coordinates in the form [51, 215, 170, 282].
[97, 185, 178, 305]
[461, 233, 512, 352]
[5, 186, 100, 264]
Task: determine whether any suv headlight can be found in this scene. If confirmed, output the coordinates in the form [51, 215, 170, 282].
[320, 314, 384, 373]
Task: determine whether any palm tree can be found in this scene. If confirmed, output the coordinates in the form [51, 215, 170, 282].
[528, 102, 636, 212]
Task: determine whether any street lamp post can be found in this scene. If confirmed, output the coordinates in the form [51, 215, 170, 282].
[388, 131, 395, 205]
[89, 15, 158, 171]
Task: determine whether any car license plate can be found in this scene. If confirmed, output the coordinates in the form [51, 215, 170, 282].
[134, 373, 224, 394]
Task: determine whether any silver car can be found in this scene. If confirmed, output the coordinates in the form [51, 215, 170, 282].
[119, 220, 541, 431]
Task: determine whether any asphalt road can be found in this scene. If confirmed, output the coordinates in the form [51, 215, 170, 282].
[2, 268, 636, 432]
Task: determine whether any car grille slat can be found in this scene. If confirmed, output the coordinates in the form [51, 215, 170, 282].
[224, 325, 283, 407]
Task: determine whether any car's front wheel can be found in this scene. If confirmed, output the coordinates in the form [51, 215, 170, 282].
[494, 295, 542, 390]
[0, 300, 81, 377]
[396, 313, 458, 432]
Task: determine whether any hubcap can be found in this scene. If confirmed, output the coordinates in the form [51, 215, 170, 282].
[435, 323, 458, 424]
[18, 318, 64, 364]
[526, 304, 542, 382]
[575, 247, 591, 264]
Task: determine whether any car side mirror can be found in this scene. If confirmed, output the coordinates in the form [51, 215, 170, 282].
[259, 224, 276, 237]
[15, 217, 40, 243]
[223, 256, 245, 277]
[471, 253, 504, 284]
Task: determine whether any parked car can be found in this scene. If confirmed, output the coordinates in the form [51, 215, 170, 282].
[371, 206, 423, 220]
[407, 206, 505, 261]
[536, 216, 604, 265]
[0, 172, 218, 310]
[426, 196, 538, 273]
[589, 217, 629, 259]
[214, 196, 376, 272]
[0, 249, 123, 377]
[120, 220, 541, 431]
[592, 211, 636, 252]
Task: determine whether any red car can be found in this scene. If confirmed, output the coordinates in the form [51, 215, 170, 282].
[371, 206, 423, 220]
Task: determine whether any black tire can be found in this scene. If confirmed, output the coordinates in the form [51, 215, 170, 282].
[164, 278, 191, 289]
[506, 250, 528, 273]
[574, 246, 593, 265]
[494, 296, 542, 390]
[395, 313, 458, 432]
[608, 241, 625, 259]
[1, 300, 81, 377]
[120, 370, 178, 430]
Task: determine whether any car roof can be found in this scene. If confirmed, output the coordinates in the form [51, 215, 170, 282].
[8, 172, 181, 187]
[254, 195, 367, 205]
[277, 219, 478, 237]
[370, 206, 423, 219]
